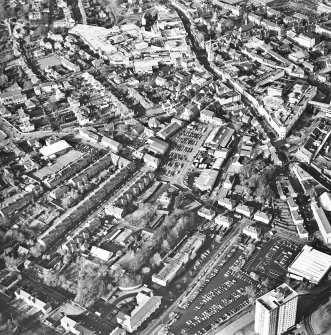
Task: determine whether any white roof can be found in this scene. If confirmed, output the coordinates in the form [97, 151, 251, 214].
[288, 245, 331, 284]
[320, 192, 331, 212]
[39, 140, 71, 157]
[69, 24, 117, 55]
[91, 246, 112, 261]
[258, 283, 297, 311]
[195, 169, 219, 191]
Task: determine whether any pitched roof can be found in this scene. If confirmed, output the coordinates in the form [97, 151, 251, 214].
[129, 296, 161, 329]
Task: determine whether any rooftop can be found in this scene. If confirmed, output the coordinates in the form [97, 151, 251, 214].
[288, 245, 331, 284]
[257, 283, 297, 311]
[39, 140, 71, 158]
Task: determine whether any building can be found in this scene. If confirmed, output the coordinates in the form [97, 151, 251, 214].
[198, 207, 216, 220]
[156, 122, 181, 140]
[287, 197, 299, 211]
[320, 192, 331, 212]
[69, 24, 119, 60]
[90, 246, 113, 261]
[195, 169, 219, 191]
[288, 245, 331, 284]
[290, 210, 304, 225]
[152, 233, 205, 287]
[152, 258, 183, 287]
[215, 214, 233, 228]
[254, 211, 271, 224]
[223, 173, 235, 189]
[258, 85, 317, 139]
[110, 327, 126, 335]
[39, 140, 72, 159]
[255, 284, 298, 335]
[143, 153, 160, 169]
[296, 224, 308, 240]
[243, 225, 261, 240]
[236, 204, 254, 217]
[0, 90, 27, 105]
[148, 138, 169, 155]
[295, 33, 316, 49]
[200, 109, 215, 123]
[105, 204, 127, 219]
[101, 137, 122, 153]
[218, 197, 236, 210]
[15, 289, 52, 314]
[117, 289, 162, 333]
[61, 316, 96, 335]
[311, 200, 331, 244]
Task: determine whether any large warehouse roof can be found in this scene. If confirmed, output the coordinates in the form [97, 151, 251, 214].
[288, 245, 331, 284]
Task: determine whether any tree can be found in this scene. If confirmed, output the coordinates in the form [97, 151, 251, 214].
[117, 273, 140, 288]
[174, 193, 183, 209]
[262, 278, 275, 290]
[150, 252, 162, 268]
[43, 270, 59, 286]
[161, 240, 170, 253]
[244, 242, 256, 259]
[142, 267, 150, 275]
[63, 253, 72, 265]
[30, 244, 43, 258]
[245, 285, 258, 304]
[4, 255, 20, 272]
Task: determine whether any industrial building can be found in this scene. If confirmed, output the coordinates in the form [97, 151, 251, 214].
[288, 245, 331, 284]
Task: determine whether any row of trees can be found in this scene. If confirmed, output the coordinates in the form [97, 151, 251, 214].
[238, 156, 277, 203]
[120, 209, 198, 274]
[125, 203, 157, 228]
[43, 257, 140, 307]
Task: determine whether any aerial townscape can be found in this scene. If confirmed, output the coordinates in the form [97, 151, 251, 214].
[4, 0, 331, 335]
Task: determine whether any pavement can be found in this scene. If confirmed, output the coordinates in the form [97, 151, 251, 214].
[169, 124, 213, 187]
[141, 222, 248, 335]
[215, 309, 255, 335]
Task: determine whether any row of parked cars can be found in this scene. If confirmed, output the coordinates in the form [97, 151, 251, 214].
[173, 144, 195, 153]
[179, 244, 237, 309]
[193, 249, 211, 270]
[182, 288, 247, 333]
[194, 279, 237, 310]
[168, 152, 188, 160]
[177, 137, 199, 145]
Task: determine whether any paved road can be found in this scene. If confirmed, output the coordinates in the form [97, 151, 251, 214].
[140, 221, 247, 335]
[167, 124, 213, 187]
[299, 284, 331, 335]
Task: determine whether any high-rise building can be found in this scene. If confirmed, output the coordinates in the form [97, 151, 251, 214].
[255, 284, 298, 335]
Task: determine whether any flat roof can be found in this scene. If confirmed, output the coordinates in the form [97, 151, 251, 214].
[257, 283, 297, 311]
[288, 245, 331, 284]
